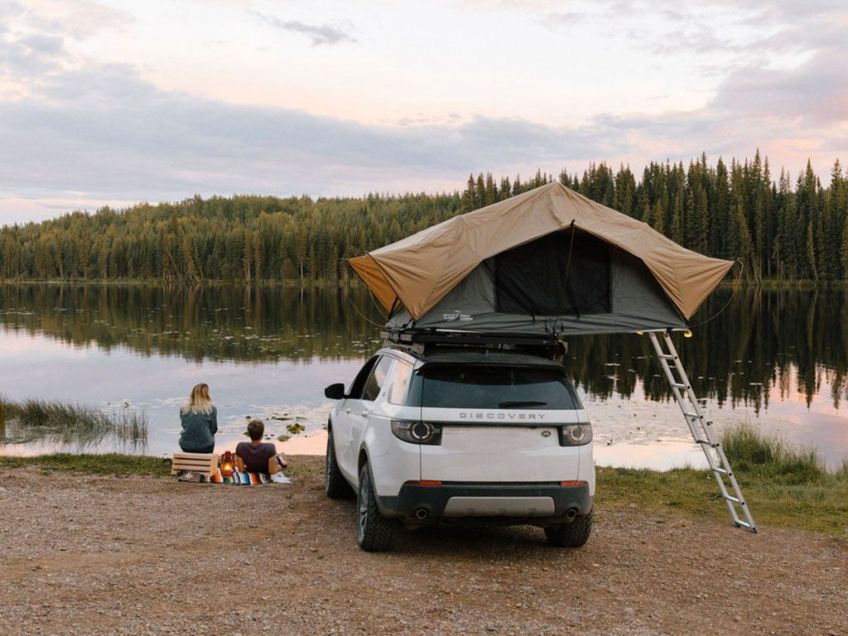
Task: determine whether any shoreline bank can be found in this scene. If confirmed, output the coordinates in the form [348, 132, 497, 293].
[2, 448, 845, 537]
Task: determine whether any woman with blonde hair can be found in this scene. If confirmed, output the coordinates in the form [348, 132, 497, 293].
[178, 383, 218, 453]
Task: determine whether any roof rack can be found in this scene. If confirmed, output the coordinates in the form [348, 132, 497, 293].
[381, 329, 563, 358]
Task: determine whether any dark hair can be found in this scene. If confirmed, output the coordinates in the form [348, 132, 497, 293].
[247, 419, 265, 441]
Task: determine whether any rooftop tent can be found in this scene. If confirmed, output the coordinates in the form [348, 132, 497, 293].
[348, 182, 734, 337]
[349, 182, 758, 531]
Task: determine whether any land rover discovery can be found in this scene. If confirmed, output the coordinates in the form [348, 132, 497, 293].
[323, 346, 594, 552]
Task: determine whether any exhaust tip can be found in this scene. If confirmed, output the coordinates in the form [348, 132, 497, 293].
[413, 507, 429, 521]
[565, 508, 578, 521]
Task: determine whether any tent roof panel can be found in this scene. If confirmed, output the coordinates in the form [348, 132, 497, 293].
[350, 182, 733, 320]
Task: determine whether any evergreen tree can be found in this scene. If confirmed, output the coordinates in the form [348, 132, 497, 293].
[499, 176, 512, 200]
[807, 221, 819, 282]
[461, 174, 476, 212]
[735, 203, 757, 281]
[670, 189, 684, 245]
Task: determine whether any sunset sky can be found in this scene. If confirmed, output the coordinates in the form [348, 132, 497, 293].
[1, 0, 847, 224]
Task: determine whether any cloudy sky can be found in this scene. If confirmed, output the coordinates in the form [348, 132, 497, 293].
[1, 0, 847, 224]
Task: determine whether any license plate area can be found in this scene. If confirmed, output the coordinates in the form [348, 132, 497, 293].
[443, 496, 556, 516]
[420, 425, 579, 482]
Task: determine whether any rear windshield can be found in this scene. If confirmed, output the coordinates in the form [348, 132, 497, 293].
[407, 365, 580, 410]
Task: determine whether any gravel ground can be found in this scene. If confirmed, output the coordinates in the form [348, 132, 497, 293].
[1, 457, 846, 635]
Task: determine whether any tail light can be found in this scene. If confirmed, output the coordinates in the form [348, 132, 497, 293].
[558, 423, 592, 446]
[391, 420, 443, 445]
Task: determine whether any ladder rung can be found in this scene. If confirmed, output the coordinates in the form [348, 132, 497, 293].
[658, 353, 675, 360]
[682, 411, 699, 418]
[724, 495, 741, 504]
[696, 439, 719, 448]
[712, 467, 729, 475]
[735, 520, 757, 532]
[671, 382, 688, 389]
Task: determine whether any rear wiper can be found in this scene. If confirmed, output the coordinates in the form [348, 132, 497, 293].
[498, 400, 547, 408]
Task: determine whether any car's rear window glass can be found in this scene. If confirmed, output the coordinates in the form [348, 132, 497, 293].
[408, 365, 580, 409]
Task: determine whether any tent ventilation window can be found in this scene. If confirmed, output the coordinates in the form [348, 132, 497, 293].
[494, 230, 611, 316]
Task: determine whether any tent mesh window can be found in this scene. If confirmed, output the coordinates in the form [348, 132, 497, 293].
[494, 230, 611, 316]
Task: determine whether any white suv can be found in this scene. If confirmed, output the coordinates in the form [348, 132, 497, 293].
[323, 346, 595, 552]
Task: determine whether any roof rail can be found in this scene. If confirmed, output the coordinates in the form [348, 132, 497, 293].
[381, 329, 564, 358]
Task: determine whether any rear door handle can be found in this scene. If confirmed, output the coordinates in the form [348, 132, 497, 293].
[345, 408, 351, 414]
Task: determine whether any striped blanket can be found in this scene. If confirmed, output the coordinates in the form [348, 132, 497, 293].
[178, 469, 284, 485]
[213, 469, 272, 485]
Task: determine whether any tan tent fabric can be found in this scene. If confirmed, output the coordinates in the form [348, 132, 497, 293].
[349, 254, 396, 312]
[349, 182, 734, 321]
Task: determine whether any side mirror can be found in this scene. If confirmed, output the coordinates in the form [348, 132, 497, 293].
[324, 383, 345, 400]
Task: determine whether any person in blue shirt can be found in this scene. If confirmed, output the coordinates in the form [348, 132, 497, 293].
[178, 383, 218, 453]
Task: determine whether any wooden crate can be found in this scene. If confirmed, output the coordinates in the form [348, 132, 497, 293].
[170, 452, 219, 476]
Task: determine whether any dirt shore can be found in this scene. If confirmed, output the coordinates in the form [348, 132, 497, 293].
[1, 457, 845, 635]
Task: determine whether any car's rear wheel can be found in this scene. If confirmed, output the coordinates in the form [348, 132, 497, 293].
[325, 428, 354, 499]
[356, 461, 397, 552]
[544, 511, 593, 547]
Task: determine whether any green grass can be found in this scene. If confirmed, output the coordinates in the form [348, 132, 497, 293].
[0, 453, 169, 476]
[598, 423, 848, 537]
[721, 423, 826, 482]
[282, 455, 324, 478]
[0, 452, 324, 478]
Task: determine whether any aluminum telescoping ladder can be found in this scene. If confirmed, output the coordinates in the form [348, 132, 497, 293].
[647, 330, 758, 533]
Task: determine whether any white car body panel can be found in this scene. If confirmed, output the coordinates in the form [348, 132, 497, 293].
[366, 434, 420, 497]
[420, 426, 579, 482]
[342, 400, 369, 480]
[326, 347, 596, 515]
[417, 407, 588, 483]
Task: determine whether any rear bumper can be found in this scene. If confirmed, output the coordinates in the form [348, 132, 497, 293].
[377, 481, 592, 523]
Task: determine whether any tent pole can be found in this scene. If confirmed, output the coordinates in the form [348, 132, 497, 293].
[647, 330, 758, 533]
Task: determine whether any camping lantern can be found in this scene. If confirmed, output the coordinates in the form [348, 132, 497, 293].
[220, 451, 235, 477]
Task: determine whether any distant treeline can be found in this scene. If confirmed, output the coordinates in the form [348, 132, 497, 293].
[1, 151, 846, 283]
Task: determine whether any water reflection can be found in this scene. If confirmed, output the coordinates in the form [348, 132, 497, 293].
[2, 284, 846, 409]
[0, 417, 149, 453]
[0, 284, 845, 465]
[0, 396, 148, 453]
[567, 288, 848, 411]
[0, 284, 384, 362]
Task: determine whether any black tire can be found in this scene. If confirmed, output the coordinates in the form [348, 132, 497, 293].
[544, 511, 593, 547]
[325, 428, 354, 500]
[356, 461, 397, 552]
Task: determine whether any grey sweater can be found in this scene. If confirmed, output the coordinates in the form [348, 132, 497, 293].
[178, 406, 218, 451]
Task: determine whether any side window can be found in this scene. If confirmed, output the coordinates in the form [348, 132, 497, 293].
[347, 356, 379, 399]
[387, 360, 413, 405]
[362, 357, 393, 401]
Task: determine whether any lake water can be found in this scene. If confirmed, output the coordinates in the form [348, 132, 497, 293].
[0, 284, 846, 470]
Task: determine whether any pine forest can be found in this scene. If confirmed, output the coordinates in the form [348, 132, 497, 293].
[2, 151, 847, 284]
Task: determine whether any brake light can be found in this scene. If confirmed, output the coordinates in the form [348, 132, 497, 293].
[560, 480, 588, 487]
[417, 480, 442, 487]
